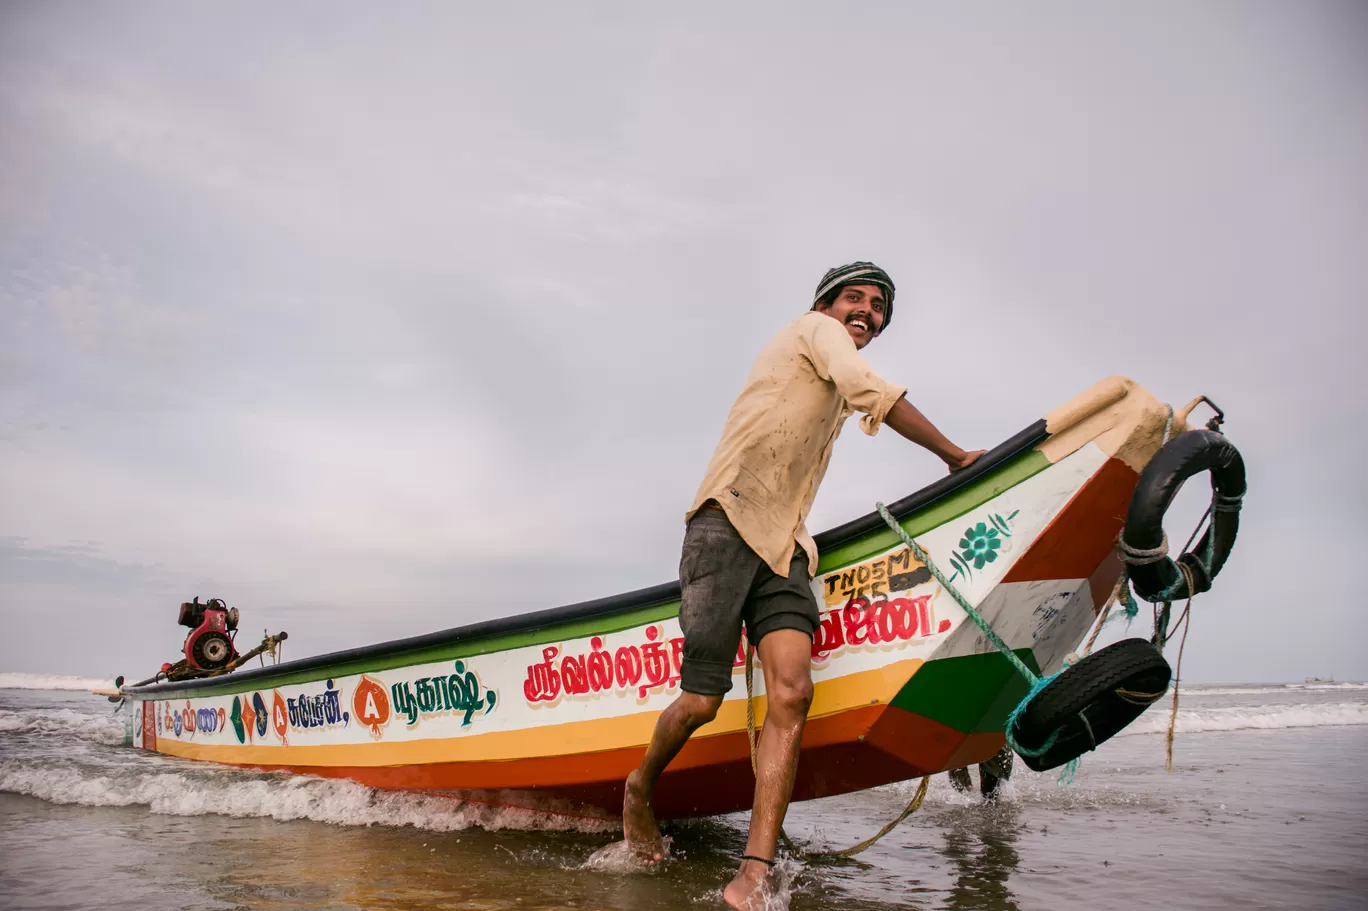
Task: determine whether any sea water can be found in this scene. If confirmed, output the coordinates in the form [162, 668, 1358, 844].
[1, 676, 1365, 910]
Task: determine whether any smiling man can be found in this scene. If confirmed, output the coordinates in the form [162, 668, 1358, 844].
[622, 261, 984, 909]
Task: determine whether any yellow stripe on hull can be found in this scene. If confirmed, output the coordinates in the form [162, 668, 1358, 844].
[155, 658, 921, 768]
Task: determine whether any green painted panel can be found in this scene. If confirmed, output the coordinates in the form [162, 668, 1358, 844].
[144, 600, 681, 699]
[891, 650, 1041, 734]
[815, 449, 1051, 573]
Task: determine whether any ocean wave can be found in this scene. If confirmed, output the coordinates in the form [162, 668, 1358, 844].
[1181, 683, 1368, 697]
[1290, 682, 1368, 691]
[0, 758, 619, 835]
[1121, 701, 1368, 736]
[0, 672, 115, 692]
[1176, 686, 1290, 697]
[0, 707, 126, 745]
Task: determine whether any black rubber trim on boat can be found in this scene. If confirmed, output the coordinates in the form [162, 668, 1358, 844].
[1122, 429, 1246, 602]
[1010, 638, 1172, 772]
[124, 419, 1049, 696]
[813, 419, 1049, 553]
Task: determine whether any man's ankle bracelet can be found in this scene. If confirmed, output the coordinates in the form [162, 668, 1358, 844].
[741, 854, 775, 867]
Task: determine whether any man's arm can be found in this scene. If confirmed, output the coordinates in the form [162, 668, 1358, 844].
[884, 395, 986, 472]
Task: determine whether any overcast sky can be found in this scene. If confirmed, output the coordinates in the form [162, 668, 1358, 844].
[1, 2, 1364, 684]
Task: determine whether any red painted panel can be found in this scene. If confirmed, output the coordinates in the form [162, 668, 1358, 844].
[1088, 550, 1125, 613]
[943, 731, 1009, 770]
[141, 702, 157, 752]
[1002, 457, 1139, 584]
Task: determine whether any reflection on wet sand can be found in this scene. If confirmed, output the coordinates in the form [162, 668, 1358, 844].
[177, 809, 934, 911]
[940, 805, 1021, 911]
[181, 814, 745, 911]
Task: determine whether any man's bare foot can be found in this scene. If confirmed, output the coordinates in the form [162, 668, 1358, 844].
[722, 859, 775, 910]
[622, 769, 664, 862]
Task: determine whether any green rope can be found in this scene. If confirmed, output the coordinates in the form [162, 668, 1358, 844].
[874, 503, 1066, 763]
[875, 503, 1038, 684]
[1115, 573, 1141, 624]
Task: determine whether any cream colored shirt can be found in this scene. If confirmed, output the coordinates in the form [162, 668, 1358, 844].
[688, 311, 908, 578]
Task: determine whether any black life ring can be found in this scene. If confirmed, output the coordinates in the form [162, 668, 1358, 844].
[1010, 638, 1171, 772]
[1121, 429, 1246, 602]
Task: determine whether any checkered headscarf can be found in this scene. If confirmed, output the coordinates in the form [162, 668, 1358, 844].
[812, 262, 896, 332]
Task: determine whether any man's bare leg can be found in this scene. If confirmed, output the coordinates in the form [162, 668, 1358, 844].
[724, 629, 813, 910]
[948, 766, 974, 793]
[623, 690, 723, 862]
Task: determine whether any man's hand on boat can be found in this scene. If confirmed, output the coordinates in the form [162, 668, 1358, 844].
[884, 395, 985, 472]
[945, 449, 987, 472]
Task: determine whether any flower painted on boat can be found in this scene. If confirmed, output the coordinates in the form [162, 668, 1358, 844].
[959, 522, 1002, 570]
[947, 510, 1019, 583]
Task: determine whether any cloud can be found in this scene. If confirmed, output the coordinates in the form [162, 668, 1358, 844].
[1, 2, 1365, 682]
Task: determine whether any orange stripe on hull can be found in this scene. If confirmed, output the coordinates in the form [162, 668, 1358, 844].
[172, 703, 977, 819]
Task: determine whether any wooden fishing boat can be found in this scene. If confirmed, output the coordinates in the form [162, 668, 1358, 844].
[119, 377, 1193, 820]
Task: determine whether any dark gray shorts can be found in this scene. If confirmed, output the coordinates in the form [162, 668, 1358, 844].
[678, 507, 821, 696]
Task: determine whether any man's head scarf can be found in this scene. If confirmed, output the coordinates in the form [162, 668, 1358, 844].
[812, 262, 897, 333]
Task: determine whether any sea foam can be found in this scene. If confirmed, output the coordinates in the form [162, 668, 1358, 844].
[1121, 701, 1368, 736]
[0, 707, 126, 745]
[1181, 683, 1368, 697]
[0, 672, 115, 692]
[0, 756, 619, 834]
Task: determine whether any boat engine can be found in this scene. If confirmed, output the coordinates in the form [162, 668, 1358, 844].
[178, 597, 241, 671]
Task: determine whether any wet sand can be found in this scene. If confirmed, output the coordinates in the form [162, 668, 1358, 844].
[2, 686, 1365, 910]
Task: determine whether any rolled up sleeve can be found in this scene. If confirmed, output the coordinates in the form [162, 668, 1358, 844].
[801, 315, 907, 435]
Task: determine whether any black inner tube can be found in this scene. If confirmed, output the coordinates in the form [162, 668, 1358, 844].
[1122, 429, 1246, 602]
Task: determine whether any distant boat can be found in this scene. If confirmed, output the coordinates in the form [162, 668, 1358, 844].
[1304, 676, 1336, 684]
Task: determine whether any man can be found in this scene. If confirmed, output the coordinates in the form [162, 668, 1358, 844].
[622, 262, 984, 910]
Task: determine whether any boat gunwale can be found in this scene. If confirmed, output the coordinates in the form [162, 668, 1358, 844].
[123, 419, 1049, 697]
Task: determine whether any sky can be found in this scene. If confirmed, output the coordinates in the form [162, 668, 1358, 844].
[1, 2, 1364, 684]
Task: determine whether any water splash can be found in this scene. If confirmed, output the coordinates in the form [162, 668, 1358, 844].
[581, 836, 674, 873]
[0, 758, 620, 834]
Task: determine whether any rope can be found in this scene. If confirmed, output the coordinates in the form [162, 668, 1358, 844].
[1164, 564, 1196, 772]
[1081, 569, 1143, 660]
[1114, 687, 1167, 707]
[871, 504, 1081, 769]
[1080, 577, 1123, 657]
[742, 645, 930, 859]
[1212, 491, 1244, 514]
[1117, 534, 1170, 566]
[874, 504, 1039, 685]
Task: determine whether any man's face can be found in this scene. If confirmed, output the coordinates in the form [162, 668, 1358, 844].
[816, 284, 886, 349]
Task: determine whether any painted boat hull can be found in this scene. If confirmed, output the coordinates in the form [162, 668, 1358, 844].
[121, 376, 1178, 820]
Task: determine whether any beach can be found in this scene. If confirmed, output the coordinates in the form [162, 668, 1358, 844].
[1, 678, 1364, 910]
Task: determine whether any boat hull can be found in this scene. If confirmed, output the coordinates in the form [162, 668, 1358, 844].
[122, 376, 1175, 819]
